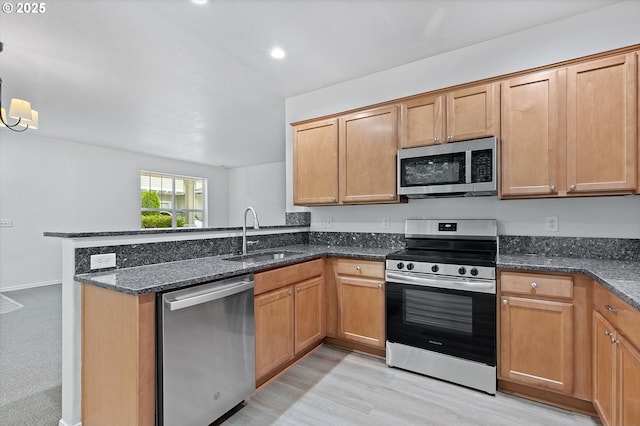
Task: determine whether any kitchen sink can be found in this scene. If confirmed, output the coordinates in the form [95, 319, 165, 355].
[224, 251, 303, 265]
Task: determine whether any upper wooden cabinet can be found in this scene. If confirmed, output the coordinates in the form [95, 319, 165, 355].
[501, 52, 638, 199]
[400, 82, 499, 148]
[293, 105, 399, 206]
[566, 53, 637, 194]
[501, 70, 561, 197]
[292, 118, 339, 205]
[339, 105, 399, 204]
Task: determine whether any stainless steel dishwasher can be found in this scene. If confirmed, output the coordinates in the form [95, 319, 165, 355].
[158, 274, 255, 426]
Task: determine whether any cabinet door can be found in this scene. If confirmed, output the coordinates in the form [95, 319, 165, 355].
[618, 335, 640, 426]
[339, 105, 399, 203]
[255, 286, 294, 382]
[337, 276, 385, 348]
[446, 82, 498, 142]
[566, 53, 637, 194]
[293, 118, 339, 205]
[294, 277, 325, 354]
[500, 296, 574, 394]
[400, 94, 445, 148]
[500, 70, 561, 197]
[593, 311, 616, 426]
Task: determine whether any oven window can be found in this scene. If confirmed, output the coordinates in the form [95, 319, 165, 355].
[401, 152, 466, 187]
[404, 289, 472, 335]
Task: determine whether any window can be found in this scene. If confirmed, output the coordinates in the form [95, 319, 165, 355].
[140, 172, 206, 228]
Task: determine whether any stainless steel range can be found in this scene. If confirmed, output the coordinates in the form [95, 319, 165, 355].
[385, 219, 497, 394]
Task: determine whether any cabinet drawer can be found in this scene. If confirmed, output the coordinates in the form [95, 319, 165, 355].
[255, 259, 324, 296]
[594, 282, 640, 348]
[501, 271, 573, 299]
[335, 258, 384, 279]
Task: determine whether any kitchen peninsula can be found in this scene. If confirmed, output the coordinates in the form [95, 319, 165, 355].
[46, 223, 640, 426]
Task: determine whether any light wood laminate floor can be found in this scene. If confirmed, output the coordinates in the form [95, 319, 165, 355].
[223, 344, 600, 426]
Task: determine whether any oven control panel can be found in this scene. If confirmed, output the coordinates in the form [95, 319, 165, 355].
[386, 260, 495, 281]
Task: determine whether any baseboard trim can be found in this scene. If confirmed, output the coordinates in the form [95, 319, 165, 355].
[498, 380, 597, 417]
[1, 280, 61, 292]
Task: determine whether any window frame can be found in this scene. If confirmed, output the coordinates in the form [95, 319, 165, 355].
[140, 171, 207, 229]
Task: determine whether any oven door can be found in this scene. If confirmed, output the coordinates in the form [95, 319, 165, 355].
[386, 272, 496, 366]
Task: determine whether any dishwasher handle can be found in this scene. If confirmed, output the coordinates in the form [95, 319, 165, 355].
[164, 277, 254, 311]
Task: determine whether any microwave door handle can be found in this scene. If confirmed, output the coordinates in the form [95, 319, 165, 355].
[465, 149, 472, 184]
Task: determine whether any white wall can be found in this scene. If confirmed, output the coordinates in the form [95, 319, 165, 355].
[285, 1, 640, 238]
[227, 161, 286, 227]
[0, 132, 229, 291]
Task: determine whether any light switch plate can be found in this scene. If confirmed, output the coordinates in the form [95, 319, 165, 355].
[544, 216, 559, 232]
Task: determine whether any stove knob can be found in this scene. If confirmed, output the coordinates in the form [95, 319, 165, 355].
[406, 263, 415, 271]
[458, 267, 467, 275]
[431, 265, 439, 273]
[396, 262, 404, 270]
[470, 268, 479, 276]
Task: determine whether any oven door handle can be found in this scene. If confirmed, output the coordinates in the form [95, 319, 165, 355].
[385, 271, 495, 294]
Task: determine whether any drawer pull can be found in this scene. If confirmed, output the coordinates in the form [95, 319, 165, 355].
[611, 338, 620, 345]
[605, 304, 618, 313]
[502, 299, 509, 305]
[288, 290, 293, 296]
[605, 331, 613, 337]
[530, 282, 538, 289]
[355, 266, 361, 271]
[378, 283, 383, 289]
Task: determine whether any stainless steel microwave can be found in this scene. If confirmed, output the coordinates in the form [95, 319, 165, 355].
[397, 137, 497, 198]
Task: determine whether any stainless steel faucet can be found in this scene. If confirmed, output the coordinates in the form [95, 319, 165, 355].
[242, 206, 260, 255]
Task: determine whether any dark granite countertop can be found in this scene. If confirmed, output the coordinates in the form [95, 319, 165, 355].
[44, 224, 308, 238]
[498, 254, 640, 310]
[76, 244, 640, 312]
[75, 244, 389, 295]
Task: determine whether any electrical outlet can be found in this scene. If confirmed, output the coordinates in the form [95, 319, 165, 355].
[325, 217, 333, 228]
[90, 253, 116, 269]
[382, 216, 390, 229]
[0, 219, 13, 227]
[319, 217, 326, 228]
[544, 216, 559, 232]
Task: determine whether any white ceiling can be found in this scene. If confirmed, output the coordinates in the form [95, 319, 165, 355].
[0, 0, 621, 168]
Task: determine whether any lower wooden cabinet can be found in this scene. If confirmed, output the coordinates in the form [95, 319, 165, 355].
[500, 294, 574, 394]
[593, 283, 640, 426]
[326, 258, 385, 353]
[255, 285, 295, 382]
[254, 259, 325, 385]
[498, 271, 594, 413]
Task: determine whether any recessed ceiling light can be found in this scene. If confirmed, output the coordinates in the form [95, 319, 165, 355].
[191, 0, 207, 5]
[270, 48, 286, 59]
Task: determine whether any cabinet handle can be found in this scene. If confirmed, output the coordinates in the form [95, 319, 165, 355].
[605, 331, 613, 337]
[605, 304, 618, 313]
[530, 282, 538, 289]
[569, 184, 577, 191]
[611, 338, 620, 344]
[447, 135, 453, 140]
[378, 283, 383, 289]
[549, 185, 556, 192]
[389, 194, 394, 198]
[434, 137, 440, 143]
[296, 287, 301, 293]
[502, 299, 508, 305]
[355, 266, 361, 271]
[288, 290, 293, 296]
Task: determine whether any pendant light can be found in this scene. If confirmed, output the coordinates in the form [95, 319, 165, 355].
[0, 41, 39, 132]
